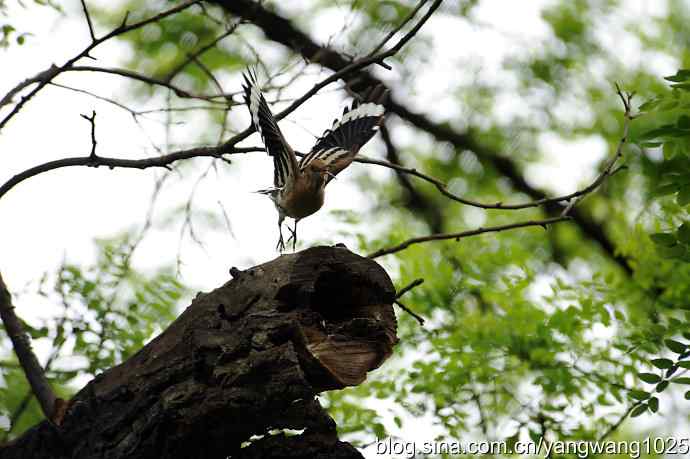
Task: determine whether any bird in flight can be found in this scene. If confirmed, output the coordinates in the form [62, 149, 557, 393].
[242, 68, 388, 251]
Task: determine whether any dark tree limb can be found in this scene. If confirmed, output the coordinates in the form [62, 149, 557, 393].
[0, 247, 397, 459]
[0, 273, 57, 422]
[0, 145, 262, 201]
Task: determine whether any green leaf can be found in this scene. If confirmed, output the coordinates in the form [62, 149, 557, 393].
[629, 390, 650, 400]
[679, 115, 690, 129]
[648, 396, 659, 413]
[666, 339, 687, 353]
[638, 99, 660, 112]
[638, 141, 662, 148]
[638, 372, 662, 384]
[671, 377, 690, 385]
[664, 141, 678, 160]
[656, 380, 670, 392]
[650, 233, 676, 247]
[642, 125, 688, 140]
[665, 69, 690, 82]
[671, 82, 690, 91]
[651, 358, 674, 369]
[677, 361, 690, 369]
[657, 244, 687, 259]
[686, 391, 690, 400]
[630, 404, 648, 417]
[678, 186, 690, 206]
[678, 223, 690, 245]
[650, 183, 680, 198]
[529, 430, 541, 444]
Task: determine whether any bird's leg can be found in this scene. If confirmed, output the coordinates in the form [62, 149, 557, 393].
[286, 219, 298, 251]
[293, 220, 298, 250]
[276, 214, 286, 252]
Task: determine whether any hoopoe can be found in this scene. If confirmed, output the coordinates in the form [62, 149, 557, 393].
[242, 69, 388, 251]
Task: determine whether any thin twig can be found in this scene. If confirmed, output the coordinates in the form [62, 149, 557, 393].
[0, 0, 201, 132]
[227, 0, 443, 149]
[80, 110, 97, 159]
[68, 66, 227, 101]
[0, 145, 262, 201]
[396, 278, 424, 299]
[80, 0, 96, 42]
[597, 403, 638, 442]
[366, 0, 429, 58]
[393, 278, 426, 325]
[394, 300, 425, 326]
[367, 216, 571, 258]
[163, 20, 241, 83]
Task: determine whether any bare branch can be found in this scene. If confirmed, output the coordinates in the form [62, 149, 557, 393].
[80, 0, 96, 42]
[0, 65, 59, 109]
[375, 0, 442, 68]
[0, 145, 262, 202]
[67, 66, 229, 102]
[366, 0, 429, 58]
[394, 300, 425, 326]
[393, 278, 426, 325]
[560, 85, 634, 217]
[0, 0, 201, 132]
[396, 278, 424, 299]
[164, 20, 241, 83]
[0, 273, 57, 421]
[80, 110, 98, 159]
[230, 0, 442, 136]
[50, 83, 230, 121]
[367, 216, 571, 259]
[51, 82, 137, 116]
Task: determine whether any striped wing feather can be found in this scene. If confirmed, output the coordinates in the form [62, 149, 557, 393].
[300, 85, 388, 181]
[242, 68, 297, 188]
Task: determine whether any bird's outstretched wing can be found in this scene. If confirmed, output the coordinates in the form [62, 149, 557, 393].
[242, 68, 297, 188]
[299, 85, 388, 181]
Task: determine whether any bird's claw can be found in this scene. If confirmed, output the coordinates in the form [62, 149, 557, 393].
[276, 233, 286, 252]
[286, 225, 297, 251]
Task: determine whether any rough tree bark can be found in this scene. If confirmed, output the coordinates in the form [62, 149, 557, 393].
[0, 246, 398, 459]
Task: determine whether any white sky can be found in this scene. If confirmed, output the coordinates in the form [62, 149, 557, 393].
[0, 0, 685, 456]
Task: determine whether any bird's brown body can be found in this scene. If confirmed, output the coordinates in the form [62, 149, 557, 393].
[280, 169, 326, 219]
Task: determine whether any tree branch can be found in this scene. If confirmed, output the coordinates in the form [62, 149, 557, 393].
[67, 66, 228, 101]
[394, 278, 426, 325]
[0, 145, 261, 201]
[366, 0, 429, 59]
[0, 0, 201, 132]
[367, 216, 571, 259]
[395, 278, 425, 299]
[80, 0, 96, 42]
[163, 20, 242, 83]
[80, 110, 98, 159]
[0, 273, 57, 421]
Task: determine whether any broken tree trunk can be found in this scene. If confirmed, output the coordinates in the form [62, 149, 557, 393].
[0, 246, 398, 459]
